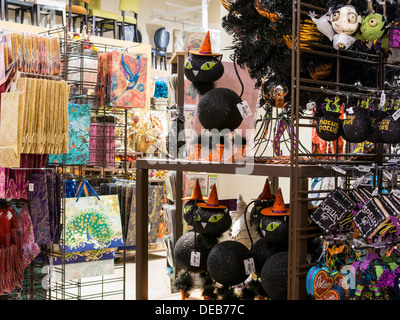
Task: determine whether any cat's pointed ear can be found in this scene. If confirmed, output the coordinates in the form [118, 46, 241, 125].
[216, 54, 223, 61]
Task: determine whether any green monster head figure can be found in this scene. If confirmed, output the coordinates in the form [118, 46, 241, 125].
[356, 13, 387, 42]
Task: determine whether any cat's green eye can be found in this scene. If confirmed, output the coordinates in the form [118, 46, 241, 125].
[201, 62, 216, 71]
[195, 213, 201, 221]
[266, 222, 280, 232]
[209, 214, 223, 223]
[184, 205, 191, 214]
[184, 60, 192, 69]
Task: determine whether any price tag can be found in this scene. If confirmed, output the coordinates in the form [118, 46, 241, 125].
[244, 258, 255, 275]
[388, 158, 399, 163]
[380, 90, 386, 107]
[190, 251, 201, 267]
[237, 100, 252, 119]
[352, 176, 365, 189]
[372, 187, 379, 196]
[28, 183, 34, 192]
[6, 210, 12, 220]
[358, 165, 371, 173]
[332, 166, 346, 175]
[393, 109, 400, 121]
[346, 107, 354, 114]
[391, 189, 400, 198]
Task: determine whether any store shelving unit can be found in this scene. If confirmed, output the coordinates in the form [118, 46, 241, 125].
[134, 159, 350, 300]
[49, 37, 135, 300]
[134, 0, 400, 301]
[288, 0, 400, 300]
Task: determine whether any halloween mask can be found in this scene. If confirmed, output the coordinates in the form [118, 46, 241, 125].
[309, 4, 362, 50]
[356, 13, 387, 42]
[331, 5, 360, 35]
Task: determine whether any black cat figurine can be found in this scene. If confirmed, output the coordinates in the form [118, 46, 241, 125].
[194, 184, 232, 236]
[184, 53, 224, 95]
[184, 31, 224, 95]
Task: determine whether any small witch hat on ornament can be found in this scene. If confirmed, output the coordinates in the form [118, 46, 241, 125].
[197, 184, 227, 209]
[253, 178, 275, 201]
[261, 188, 289, 216]
[189, 31, 220, 56]
[182, 179, 207, 201]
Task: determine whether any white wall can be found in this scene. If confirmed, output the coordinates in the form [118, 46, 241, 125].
[216, 175, 292, 206]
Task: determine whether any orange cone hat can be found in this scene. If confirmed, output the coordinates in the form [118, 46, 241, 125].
[182, 179, 205, 201]
[261, 188, 289, 216]
[189, 31, 221, 56]
[253, 178, 274, 201]
[197, 184, 227, 209]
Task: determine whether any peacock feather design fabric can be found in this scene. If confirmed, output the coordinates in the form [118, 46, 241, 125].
[49, 103, 91, 165]
[64, 194, 124, 253]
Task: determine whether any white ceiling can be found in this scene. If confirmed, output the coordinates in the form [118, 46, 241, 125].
[149, 0, 207, 29]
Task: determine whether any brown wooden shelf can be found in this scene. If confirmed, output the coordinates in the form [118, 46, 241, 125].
[134, 157, 350, 300]
[135, 158, 349, 178]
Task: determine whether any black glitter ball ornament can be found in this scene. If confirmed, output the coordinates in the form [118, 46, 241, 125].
[174, 231, 218, 273]
[197, 88, 243, 132]
[379, 112, 400, 144]
[316, 110, 342, 141]
[250, 237, 286, 276]
[342, 107, 372, 143]
[260, 251, 288, 300]
[207, 240, 251, 286]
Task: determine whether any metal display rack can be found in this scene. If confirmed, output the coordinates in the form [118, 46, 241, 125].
[52, 37, 138, 300]
[135, 1, 400, 301]
[289, 0, 400, 299]
[0, 26, 69, 300]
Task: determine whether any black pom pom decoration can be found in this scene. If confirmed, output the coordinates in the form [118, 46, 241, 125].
[173, 270, 195, 298]
[207, 240, 251, 286]
[250, 237, 286, 276]
[197, 88, 243, 132]
[260, 251, 288, 300]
